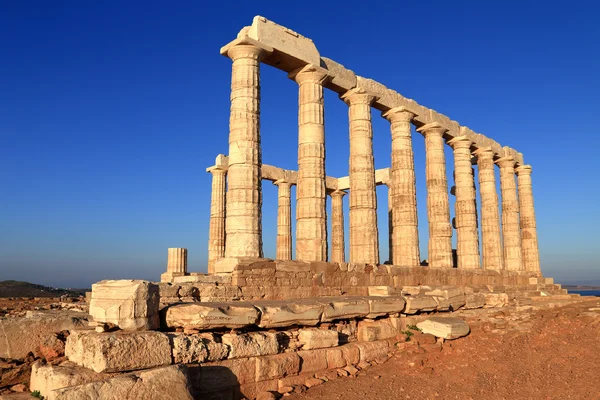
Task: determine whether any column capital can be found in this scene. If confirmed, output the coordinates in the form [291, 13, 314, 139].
[447, 135, 473, 149]
[382, 106, 417, 123]
[288, 64, 329, 85]
[495, 156, 517, 168]
[330, 189, 347, 198]
[221, 38, 272, 61]
[273, 179, 293, 187]
[416, 122, 448, 136]
[206, 166, 227, 175]
[515, 165, 533, 175]
[340, 87, 377, 106]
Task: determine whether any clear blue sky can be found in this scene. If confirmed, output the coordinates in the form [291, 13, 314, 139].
[1, 1, 598, 288]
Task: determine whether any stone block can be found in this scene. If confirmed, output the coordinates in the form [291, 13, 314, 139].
[464, 293, 486, 309]
[354, 341, 390, 362]
[403, 295, 438, 314]
[297, 328, 338, 350]
[50, 365, 193, 400]
[325, 348, 346, 369]
[169, 333, 209, 364]
[255, 300, 324, 328]
[200, 358, 257, 389]
[320, 297, 370, 322]
[89, 280, 159, 331]
[339, 344, 360, 365]
[356, 76, 396, 110]
[424, 287, 466, 310]
[367, 286, 402, 296]
[30, 361, 112, 400]
[164, 302, 259, 330]
[222, 332, 279, 359]
[357, 319, 398, 342]
[321, 57, 357, 93]
[275, 260, 310, 272]
[484, 293, 509, 308]
[365, 296, 406, 317]
[544, 277, 554, 284]
[416, 317, 470, 339]
[65, 330, 171, 373]
[255, 353, 301, 382]
[0, 311, 88, 359]
[297, 349, 328, 374]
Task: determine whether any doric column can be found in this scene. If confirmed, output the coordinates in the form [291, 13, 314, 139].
[222, 44, 267, 259]
[341, 88, 379, 265]
[386, 184, 393, 264]
[207, 166, 227, 273]
[274, 179, 292, 261]
[330, 189, 347, 263]
[161, 248, 187, 282]
[382, 107, 420, 267]
[289, 65, 329, 261]
[416, 123, 452, 268]
[516, 165, 541, 274]
[473, 148, 503, 270]
[496, 157, 524, 271]
[448, 136, 480, 269]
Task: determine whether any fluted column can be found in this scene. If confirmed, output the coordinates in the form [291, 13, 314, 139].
[161, 248, 188, 282]
[516, 165, 540, 274]
[330, 190, 347, 263]
[496, 157, 523, 271]
[341, 88, 379, 265]
[448, 137, 480, 269]
[386, 184, 393, 264]
[207, 167, 227, 273]
[289, 65, 329, 261]
[274, 179, 292, 261]
[223, 44, 266, 259]
[473, 148, 503, 270]
[382, 107, 420, 267]
[416, 123, 452, 268]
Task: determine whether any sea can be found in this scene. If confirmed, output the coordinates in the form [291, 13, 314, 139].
[568, 290, 600, 297]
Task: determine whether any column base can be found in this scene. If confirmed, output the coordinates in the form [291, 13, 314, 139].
[160, 272, 186, 283]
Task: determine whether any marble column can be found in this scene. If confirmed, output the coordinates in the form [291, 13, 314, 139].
[386, 184, 393, 264]
[289, 65, 329, 261]
[416, 123, 452, 268]
[473, 148, 503, 270]
[330, 189, 347, 263]
[496, 157, 524, 271]
[341, 88, 379, 265]
[274, 179, 292, 261]
[516, 165, 541, 274]
[382, 107, 420, 267]
[448, 137, 480, 269]
[223, 44, 266, 259]
[161, 248, 188, 282]
[207, 166, 227, 273]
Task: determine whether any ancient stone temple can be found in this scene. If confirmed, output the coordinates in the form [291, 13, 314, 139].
[199, 16, 540, 280]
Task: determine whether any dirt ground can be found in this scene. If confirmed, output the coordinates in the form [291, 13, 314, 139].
[289, 297, 600, 400]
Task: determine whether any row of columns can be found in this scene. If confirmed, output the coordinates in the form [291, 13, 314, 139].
[212, 42, 541, 274]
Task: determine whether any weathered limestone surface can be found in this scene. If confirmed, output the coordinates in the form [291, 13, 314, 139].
[497, 157, 524, 271]
[330, 190, 346, 263]
[448, 136, 480, 269]
[223, 43, 268, 259]
[383, 107, 420, 267]
[366, 296, 406, 317]
[169, 333, 209, 364]
[357, 319, 397, 342]
[222, 332, 279, 358]
[89, 280, 159, 331]
[424, 287, 466, 310]
[0, 311, 88, 359]
[290, 64, 329, 262]
[161, 247, 188, 282]
[164, 302, 259, 330]
[207, 166, 227, 274]
[273, 179, 292, 260]
[475, 148, 504, 270]
[256, 300, 324, 328]
[368, 286, 402, 297]
[298, 328, 339, 350]
[30, 361, 113, 400]
[416, 317, 470, 339]
[516, 165, 541, 274]
[417, 123, 453, 268]
[51, 365, 193, 400]
[342, 88, 379, 264]
[321, 297, 370, 322]
[403, 295, 438, 314]
[65, 330, 171, 373]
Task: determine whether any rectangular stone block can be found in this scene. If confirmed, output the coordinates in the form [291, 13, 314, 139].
[403, 295, 438, 314]
[297, 349, 328, 374]
[354, 341, 390, 362]
[365, 296, 406, 317]
[357, 319, 398, 342]
[169, 333, 209, 364]
[464, 293, 486, 309]
[30, 361, 113, 400]
[222, 332, 278, 359]
[424, 287, 466, 310]
[65, 330, 171, 373]
[298, 328, 338, 350]
[484, 293, 509, 308]
[320, 297, 370, 322]
[89, 280, 159, 331]
[416, 317, 470, 339]
[368, 286, 402, 296]
[199, 357, 257, 389]
[321, 57, 357, 93]
[255, 300, 324, 328]
[255, 353, 301, 382]
[164, 302, 259, 330]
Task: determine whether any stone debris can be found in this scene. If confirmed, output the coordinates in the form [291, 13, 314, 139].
[417, 317, 470, 339]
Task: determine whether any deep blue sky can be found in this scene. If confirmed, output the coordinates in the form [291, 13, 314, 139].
[1, 1, 598, 288]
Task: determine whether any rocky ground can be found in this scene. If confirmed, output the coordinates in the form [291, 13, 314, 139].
[288, 296, 600, 400]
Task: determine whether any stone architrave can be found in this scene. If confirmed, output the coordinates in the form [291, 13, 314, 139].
[382, 107, 420, 267]
[274, 179, 292, 260]
[416, 123, 453, 268]
[515, 165, 541, 274]
[496, 157, 524, 271]
[330, 190, 346, 263]
[223, 43, 269, 259]
[207, 167, 227, 273]
[341, 88, 379, 265]
[448, 136, 480, 269]
[289, 64, 329, 262]
[474, 148, 503, 270]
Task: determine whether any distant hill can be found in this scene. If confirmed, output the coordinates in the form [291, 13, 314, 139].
[0, 280, 87, 298]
